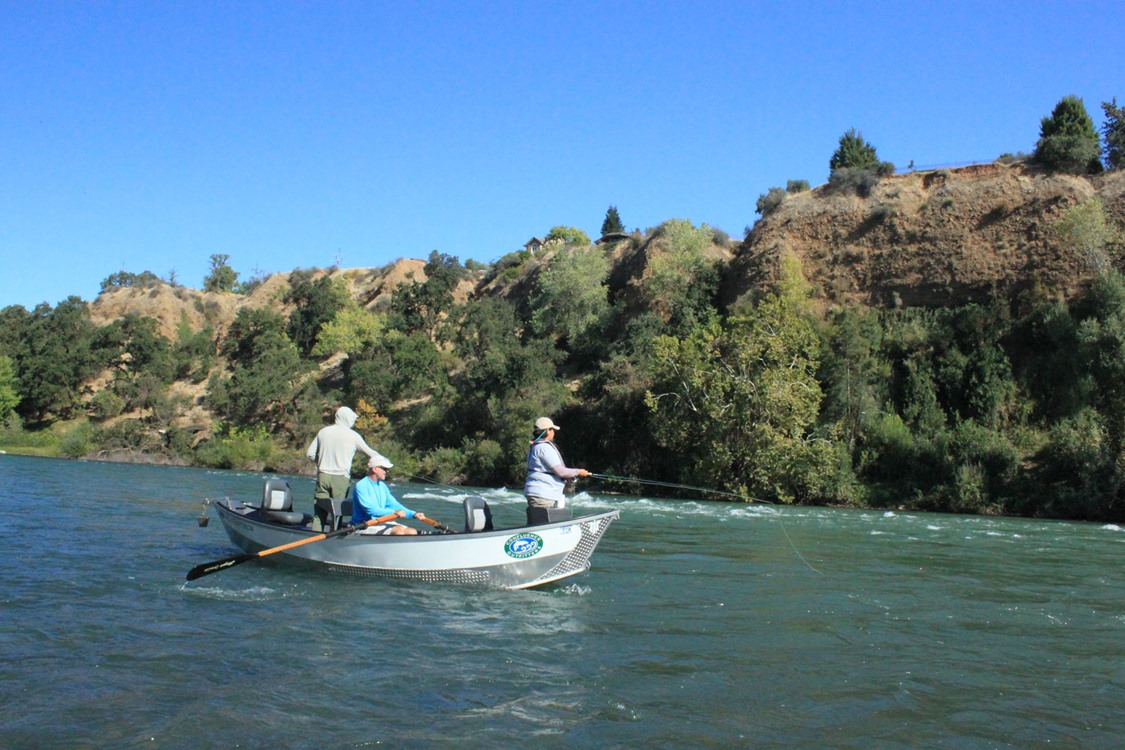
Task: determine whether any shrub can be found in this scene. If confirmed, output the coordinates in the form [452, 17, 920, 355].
[58, 421, 96, 457]
[195, 424, 276, 469]
[88, 389, 125, 421]
[786, 179, 810, 193]
[99, 270, 162, 293]
[756, 187, 787, 216]
[827, 167, 880, 198]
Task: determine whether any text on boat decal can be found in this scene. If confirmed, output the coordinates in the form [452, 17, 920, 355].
[504, 533, 543, 559]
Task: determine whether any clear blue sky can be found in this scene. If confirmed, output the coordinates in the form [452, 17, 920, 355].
[2, 1, 1123, 309]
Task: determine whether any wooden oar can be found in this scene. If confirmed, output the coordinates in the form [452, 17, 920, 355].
[418, 516, 457, 534]
[186, 512, 401, 581]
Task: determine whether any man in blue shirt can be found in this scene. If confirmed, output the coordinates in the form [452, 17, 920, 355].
[352, 456, 427, 535]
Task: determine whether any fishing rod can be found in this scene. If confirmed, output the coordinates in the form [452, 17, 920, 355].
[588, 473, 771, 504]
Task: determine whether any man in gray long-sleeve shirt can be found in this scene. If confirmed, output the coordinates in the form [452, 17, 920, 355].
[306, 406, 389, 504]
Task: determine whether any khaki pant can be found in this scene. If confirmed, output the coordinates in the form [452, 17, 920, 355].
[314, 472, 351, 500]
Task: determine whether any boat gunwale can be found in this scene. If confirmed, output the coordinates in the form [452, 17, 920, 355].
[214, 496, 621, 543]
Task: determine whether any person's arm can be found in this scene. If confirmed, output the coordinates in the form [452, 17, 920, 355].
[353, 432, 390, 466]
[306, 436, 319, 464]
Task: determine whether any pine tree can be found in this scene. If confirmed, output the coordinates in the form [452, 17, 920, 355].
[1102, 98, 1124, 170]
[829, 129, 879, 172]
[1035, 96, 1103, 174]
[601, 205, 624, 236]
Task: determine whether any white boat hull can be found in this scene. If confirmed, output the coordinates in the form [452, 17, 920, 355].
[213, 498, 619, 590]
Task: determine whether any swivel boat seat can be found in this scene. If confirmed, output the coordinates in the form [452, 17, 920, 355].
[463, 496, 494, 533]
[314, 490, 354, 531]
[259, 478, 309, 525]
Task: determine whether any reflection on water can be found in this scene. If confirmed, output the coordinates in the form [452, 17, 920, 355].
[0, 454, 1122, 748]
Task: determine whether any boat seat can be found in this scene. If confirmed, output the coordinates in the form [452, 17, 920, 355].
[464, 496, 493, 533]
[259, 478, 308, 525]
[315, 495, 354, 531]
[527, 506, 572, 526]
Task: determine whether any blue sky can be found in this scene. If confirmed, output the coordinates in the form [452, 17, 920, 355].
[2, 1, 1123, 309]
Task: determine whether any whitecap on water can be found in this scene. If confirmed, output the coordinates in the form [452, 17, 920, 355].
[182, 584, 294, 602]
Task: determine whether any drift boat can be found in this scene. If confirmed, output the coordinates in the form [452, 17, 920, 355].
[198, 479, 619, 590]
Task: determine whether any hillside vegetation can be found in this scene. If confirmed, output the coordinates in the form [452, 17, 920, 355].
[4, 115, 1125, 520]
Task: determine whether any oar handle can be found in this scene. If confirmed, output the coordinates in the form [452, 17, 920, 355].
[256, 512, 400, 558]
[186, 512, 400, 581]
[418, 516, 456, 534]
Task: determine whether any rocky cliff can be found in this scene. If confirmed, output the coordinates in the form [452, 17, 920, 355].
[724, 163, 1125, 309]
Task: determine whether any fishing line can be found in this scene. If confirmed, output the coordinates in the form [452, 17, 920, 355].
[589, 473, 824, 575]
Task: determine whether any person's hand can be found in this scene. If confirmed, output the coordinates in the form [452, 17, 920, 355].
[414, 512, 427, 521]
[394, 510, 406, 518]
[578, 469, 591, 477]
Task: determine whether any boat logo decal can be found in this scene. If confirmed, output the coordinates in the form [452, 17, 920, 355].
[504, 533, 543, 559]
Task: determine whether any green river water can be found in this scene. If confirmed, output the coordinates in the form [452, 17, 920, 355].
[0, 454, 1121, 748]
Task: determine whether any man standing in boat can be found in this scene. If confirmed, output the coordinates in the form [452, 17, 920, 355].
[524, 416, 590, 525]
[306, 406, 388, 509]
[353, 456, 427, 535]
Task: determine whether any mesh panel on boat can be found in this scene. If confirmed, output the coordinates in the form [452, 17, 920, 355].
[325, 565, 492, 584]
[530, 515, 615, 584]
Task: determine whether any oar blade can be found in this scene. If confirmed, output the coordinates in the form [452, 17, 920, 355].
[186, 553, 256, 581]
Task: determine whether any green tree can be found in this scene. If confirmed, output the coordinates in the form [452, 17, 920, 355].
[313, 306, 386, 357]
[545, 226, 591, 246]
[601, 206, 625, 235]
[345, 330, 446, 411]
[98, 312, 174, 383]
[284, 271, 351, 357]
[818, 306, 888, 451]
[221, 307, 289, 367]
[15, 297, 103, 422]
[1035, 95, 1103, 174]
[0, 355, 19, 423]
[453, 298, 562, 399]
[830, 128, 880, 172]
[645, 291, 830, 502]
[203, 254, 239, 293]
[389, 250, 465, 338]
[172, 318, 215, 383]
[645, 219, 721, 336]
[1102, 98, 1124, 170]
[531, 244, 610, 344]
[209, 308, 309, 432]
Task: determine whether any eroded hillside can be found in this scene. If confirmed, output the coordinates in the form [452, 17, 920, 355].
[724, 163, 1125, 308]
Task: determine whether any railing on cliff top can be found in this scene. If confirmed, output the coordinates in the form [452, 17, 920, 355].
[894, 156, 1029, 173]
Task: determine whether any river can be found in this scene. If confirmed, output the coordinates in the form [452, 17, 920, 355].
[0, 454, 1121, 748]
